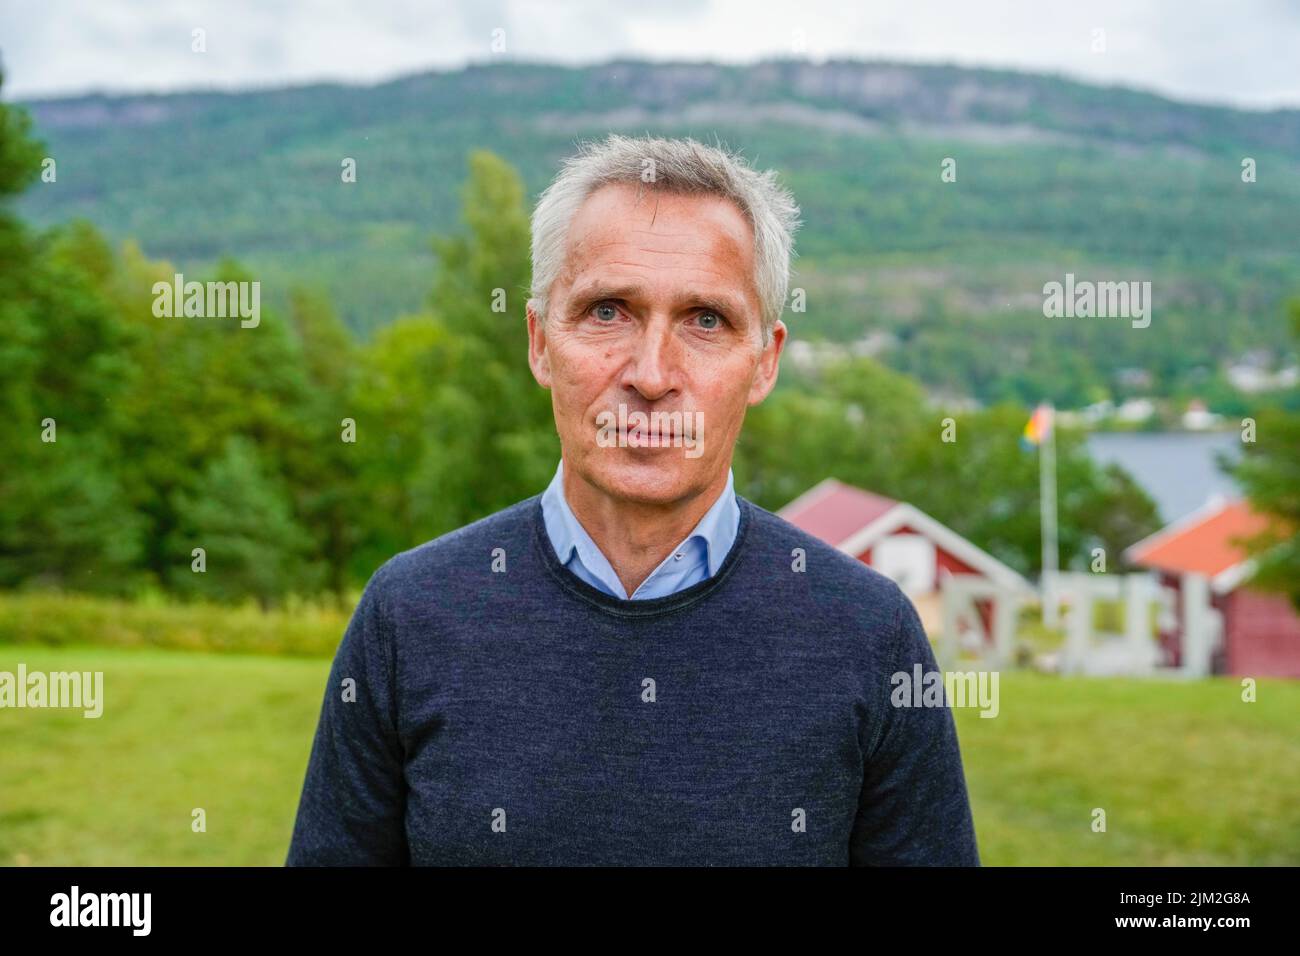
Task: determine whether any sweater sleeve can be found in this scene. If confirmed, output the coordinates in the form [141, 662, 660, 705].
[849, 587, 981, 866]
[285, 564, 409, 865]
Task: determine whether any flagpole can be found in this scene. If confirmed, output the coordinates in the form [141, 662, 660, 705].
[1040, 402, 1059, 627]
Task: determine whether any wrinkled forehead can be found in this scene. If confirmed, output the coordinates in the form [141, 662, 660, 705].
[557, 181, 759, 304]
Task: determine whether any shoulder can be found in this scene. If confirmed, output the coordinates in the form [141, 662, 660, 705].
[365, 495, 540, 600]
[737, 496, 909, 630]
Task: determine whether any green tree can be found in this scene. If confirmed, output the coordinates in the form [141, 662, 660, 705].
[736, 356, 930, 505]
[284, 287, 366, 598]
[351, 314, 466, 569]
[901, 403, 1161, 575]
[354, 149, 558, 556]
[110, 252, 324, 595]
[739, 358, 1162, 577]
[0, 69, 42, 201]
[168, 436, 320, 606]
[435, 151, 558, 514]
[1231, 300, 1300, 608]
[0, 81, 144, 592]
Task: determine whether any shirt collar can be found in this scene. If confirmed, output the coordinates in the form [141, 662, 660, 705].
[690, 467, 739, 578]
[540, 459, 739, 590]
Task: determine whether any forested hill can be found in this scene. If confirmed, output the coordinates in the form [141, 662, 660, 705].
[16, 58, 1300, 407]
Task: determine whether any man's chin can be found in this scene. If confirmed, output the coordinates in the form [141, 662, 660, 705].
[580, 451, 702, 506]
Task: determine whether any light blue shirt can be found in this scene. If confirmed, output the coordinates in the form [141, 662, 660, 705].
[540, 460, 740, 600]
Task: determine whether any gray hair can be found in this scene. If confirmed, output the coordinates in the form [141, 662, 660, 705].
[528, 134, 801, 344]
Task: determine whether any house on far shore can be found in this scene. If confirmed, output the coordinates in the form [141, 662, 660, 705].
[1125, 497, 1300, 679]
[777, 478, 1030, 638]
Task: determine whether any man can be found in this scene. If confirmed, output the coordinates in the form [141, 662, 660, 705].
[286, 134, 979, 866]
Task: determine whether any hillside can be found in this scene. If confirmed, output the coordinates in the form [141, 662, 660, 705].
[16, 58, 1300, 406]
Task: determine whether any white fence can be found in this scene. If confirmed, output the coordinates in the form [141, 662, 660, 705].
[938, 570, 1221, 677]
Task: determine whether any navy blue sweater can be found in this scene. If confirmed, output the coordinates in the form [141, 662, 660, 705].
[285, 494, 980, 866]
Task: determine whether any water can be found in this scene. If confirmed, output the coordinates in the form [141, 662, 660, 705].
[1085, 431, 1242, 524]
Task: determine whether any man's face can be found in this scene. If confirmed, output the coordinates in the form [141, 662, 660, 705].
[527, 182, 785, 507]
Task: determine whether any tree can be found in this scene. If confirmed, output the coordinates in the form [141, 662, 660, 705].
[109, 252, 326, 596]
[167, 436, 320, 606]
[0, 82, 144, 592]
[350, 314, 466, 571]
[738, 359, 1162, 576]
[1231, 299, 1300, 609]
[284, 287, 366, 599]
[736, 356, 930, 506]
[357, 149, 558, 548]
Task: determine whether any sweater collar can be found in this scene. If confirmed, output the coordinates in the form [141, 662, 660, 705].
[540, 460, 740, 599]
[532, 488, 754, 619]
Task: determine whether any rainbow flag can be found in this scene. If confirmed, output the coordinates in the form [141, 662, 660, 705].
[1021, 403, 1054, 449]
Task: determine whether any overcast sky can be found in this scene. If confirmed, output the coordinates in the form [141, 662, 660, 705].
[3, 0, 1298, 109]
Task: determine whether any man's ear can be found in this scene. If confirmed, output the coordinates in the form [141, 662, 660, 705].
[526, 299, 552, 389]
[747, 318, 786, 406]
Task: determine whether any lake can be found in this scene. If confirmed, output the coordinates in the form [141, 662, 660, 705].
[1085, 431, 1242, 524]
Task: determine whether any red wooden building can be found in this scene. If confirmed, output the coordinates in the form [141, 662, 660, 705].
[778, 479, 1028, 635]
[1125, 498, 1300, 678]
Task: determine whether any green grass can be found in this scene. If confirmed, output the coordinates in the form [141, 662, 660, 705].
[953, 673, 1300, 865]
[0, 645, 327, 865]
[0, 591, 349, 658]
[2, 644, 1297, 865]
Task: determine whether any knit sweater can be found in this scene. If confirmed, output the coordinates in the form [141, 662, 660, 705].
[285, 493, 980, 866]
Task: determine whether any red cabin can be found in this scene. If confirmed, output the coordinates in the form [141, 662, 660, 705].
[779, 478, 1029, 636]
[1125, 498, 1300, 678]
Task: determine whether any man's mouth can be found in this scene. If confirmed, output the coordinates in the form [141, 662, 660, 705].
[592, 403, 705, 457]
[621, 423, 681, 446]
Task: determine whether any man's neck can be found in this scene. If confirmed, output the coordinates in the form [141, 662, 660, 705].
[562, 462, 732, 598]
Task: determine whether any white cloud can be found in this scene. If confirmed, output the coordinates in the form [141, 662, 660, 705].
[2, 0, 1297, 108]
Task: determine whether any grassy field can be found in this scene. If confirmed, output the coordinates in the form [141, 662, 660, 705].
[0, 591, 351, 658]
[2, 642, 1297, 866]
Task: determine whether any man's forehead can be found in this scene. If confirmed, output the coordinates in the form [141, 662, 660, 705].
[568, 182, 752, 242]
[557, 183, 758, 304]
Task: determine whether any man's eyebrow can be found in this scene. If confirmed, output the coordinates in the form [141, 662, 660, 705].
[567, 282, 648, 307]
[566, 283, 748, 318]
[688, 292, 745, 318]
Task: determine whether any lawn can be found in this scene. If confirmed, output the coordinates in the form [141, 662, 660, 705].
[2, 644, 1297, 865]
[0, 646, 325, 865]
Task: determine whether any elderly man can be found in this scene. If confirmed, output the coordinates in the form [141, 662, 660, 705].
[286, 134, 979, 866]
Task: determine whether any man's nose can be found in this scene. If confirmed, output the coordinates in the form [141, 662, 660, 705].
[621, 319, 679, 402]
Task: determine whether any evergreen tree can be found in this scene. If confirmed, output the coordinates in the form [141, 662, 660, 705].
[168, 436, 319, 606]
[0, 80, 144, 591]
[1231, 300, 1300, 609]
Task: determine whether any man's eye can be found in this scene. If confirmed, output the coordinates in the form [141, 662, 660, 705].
[591, 302, 619, 322]
[697, 311, 723, 330]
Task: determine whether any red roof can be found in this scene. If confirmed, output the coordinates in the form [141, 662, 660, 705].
[1127, 500, 1273, 578]
[778, 479, 898, 547]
